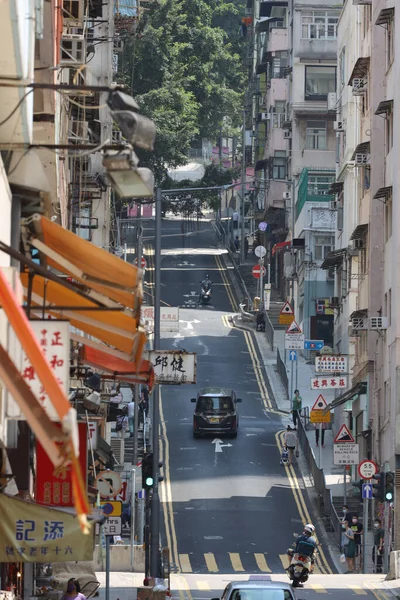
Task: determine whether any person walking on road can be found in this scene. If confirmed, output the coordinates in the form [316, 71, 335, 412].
[234, 236, 240, 252]
[350, 515, 363, 571]
[244, 236, 249, 258]
[314, 422, 327, 447]
[284, 425, 298, 467]
[292, 389, 302, 427]
[372, 518, 384, 573]
[341, 520, 355, 573]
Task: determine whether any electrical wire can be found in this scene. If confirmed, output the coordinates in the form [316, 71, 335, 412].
[0, 89, 34, 127]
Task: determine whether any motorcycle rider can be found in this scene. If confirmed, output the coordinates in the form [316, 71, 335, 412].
[199, 274, 212, 301]
[293, 524, 317, 572]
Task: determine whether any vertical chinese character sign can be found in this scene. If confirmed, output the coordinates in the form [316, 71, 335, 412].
[36, 423, 88, 507]
[21, 321, 69, 421]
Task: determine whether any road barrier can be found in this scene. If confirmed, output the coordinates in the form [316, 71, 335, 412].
[276, 348, 288, 394]
[297, 417, 342, 547]
[264, 310, 274, 350]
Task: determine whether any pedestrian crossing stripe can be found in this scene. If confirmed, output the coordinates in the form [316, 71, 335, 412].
[349, 586, 368, 595]
[204, 553, 218, 573]
[178, 552, 326, 574]
[254, 553, 271, 572]
[309, 584, 328, 594]
[286, 319, 302, 333]
[280, 301, 294, 315]
[229, 552, 245, 572]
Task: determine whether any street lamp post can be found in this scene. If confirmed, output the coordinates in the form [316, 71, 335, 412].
[240, 110, 246, 264]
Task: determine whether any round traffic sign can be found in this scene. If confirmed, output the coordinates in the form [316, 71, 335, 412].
[134, 256, 147, 269]
[252, 265, 267, 279]
[258, 222, 268, 232]
[254, 245, 267, 258]
[358, 459, 378, 480]
[95, 470, 123, 499]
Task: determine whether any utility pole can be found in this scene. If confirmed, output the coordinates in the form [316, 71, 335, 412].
[290, 179, 296, 310]
[133, 204, 143, 467]
[240, 109, 246, 264]
[150, 187, 162, 577]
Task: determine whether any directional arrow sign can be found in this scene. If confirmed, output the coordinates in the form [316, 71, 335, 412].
[362, 483, 373, 499]
[289, 350, 297, 361]
[212, 438, 233, 453]
[304, 339, 324, 351]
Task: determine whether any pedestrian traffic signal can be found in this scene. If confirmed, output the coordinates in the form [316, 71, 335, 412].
[142, 453, 154, 489]
[372, 472, 385, 502]
[385, 472, 395, 502]
[351, 479, 363, 501]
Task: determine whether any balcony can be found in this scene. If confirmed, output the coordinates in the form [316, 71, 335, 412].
[295, 168, 335, 218]
[0, 0, 36, 144]
[291, 101, 329, 117]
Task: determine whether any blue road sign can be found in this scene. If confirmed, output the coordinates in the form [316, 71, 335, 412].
[138, 490, 146, 499]
[289, 350, 297, 361]
[304, 339, 324, 351]
[362, 483, 373, 499]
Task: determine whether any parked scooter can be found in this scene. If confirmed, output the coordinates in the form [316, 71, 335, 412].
[199, 275, 212, 304]
[286, 530, 317, 587]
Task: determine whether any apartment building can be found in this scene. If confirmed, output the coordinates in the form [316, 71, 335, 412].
[322, 0, 400, 547]
[284, 0, 342, 344]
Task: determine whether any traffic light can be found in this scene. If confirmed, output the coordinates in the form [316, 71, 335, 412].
[142, 453, 154, 489]
[141, 453, 164, 490]
[351, 479, 363, 501]
[372, 472, 385, 502]
[385, 472, 395, 502]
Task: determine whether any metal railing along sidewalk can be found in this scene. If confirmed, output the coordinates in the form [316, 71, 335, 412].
[276, 348, 288, 394]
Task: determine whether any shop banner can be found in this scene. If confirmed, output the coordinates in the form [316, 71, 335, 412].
[36, 422, 88, 507]
[0, 494, 94, 563]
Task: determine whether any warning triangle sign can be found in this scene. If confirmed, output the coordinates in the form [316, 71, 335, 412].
[334, 424, 355, 443]
[280, 301, 294, 316]
[286, 320, 302, 334]
[311, 394, 328, 411]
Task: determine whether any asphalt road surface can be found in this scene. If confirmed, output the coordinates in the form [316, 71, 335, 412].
[136, 216, 390, 600]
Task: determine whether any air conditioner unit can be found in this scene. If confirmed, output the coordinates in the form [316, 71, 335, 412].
[60, 37, 86, 64]
[284, 130, 292, 139]
[351, 317, 367, 330]
[355, 153, 369, 166]
[68, 120, 89, 142]
[352, 78, 367, 95]
[62, 0, 84, 26]
[354, 238, 364, 249]
[334, 121, 344, 132]
[327, 93, 337, 111]
[329, 200, 337, 209]
[369, 316, 388, 330]
[283, 192, 291, 200]
[260, 113, 271, 121]
[110, 438, 125, 465]
[330, 296, 340, 308]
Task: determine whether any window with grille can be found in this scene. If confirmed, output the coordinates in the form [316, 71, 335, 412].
[314, 235, 334, 260]
[271, 151, 286, 180]
[306, 121, 327, 150]
[301, 11, 339, 40]
[305, 66, 336, 101]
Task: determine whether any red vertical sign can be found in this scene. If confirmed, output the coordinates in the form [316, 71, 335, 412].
[35, 422, 88, 507]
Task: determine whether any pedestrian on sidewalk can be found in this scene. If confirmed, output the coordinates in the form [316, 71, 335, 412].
[350, 515, 363, 571]
[372, 518, 384, 573]
[314, 422, 327, 447]
[291, 389, 302, 427]
[284, 425, 298, 466]
[127, 398, 135, 438]
[234, 236, 240, 252]
[341, 520, 355, 573]
[244, 236, 249, 258]
[232, 210, 239, 229]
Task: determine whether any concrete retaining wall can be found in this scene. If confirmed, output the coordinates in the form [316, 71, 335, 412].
[94, 544, 145, 572]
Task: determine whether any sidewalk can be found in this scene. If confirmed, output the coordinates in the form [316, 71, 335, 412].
[221, 247, 350, 499]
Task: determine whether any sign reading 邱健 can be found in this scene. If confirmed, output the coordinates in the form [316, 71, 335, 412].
[310, 376, 348, 390]
[315, 355, 348, 373]
[0, 494, 94, 563]
[147, 350, 197, 384]
[35, 422, 88, 507]
[21, 321, 69, 421]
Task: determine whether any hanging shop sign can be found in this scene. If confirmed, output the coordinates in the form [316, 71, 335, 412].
[140, 306, 180, 332]
[0, 494, 94, 563]
[315, 355, 348, 373]
[21, 321, 70, 421]
[146, 350, 197, 384]
[310, 376, 348, 390]
[35, 422, 88, 507]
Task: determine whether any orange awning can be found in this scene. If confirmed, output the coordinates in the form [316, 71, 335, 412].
[22, 214, 143, 312]
[80, 345, 155, 390]
[0, 269, 90, 527]
[271, 240, 291, 256]
[20, 273, 146, 362]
